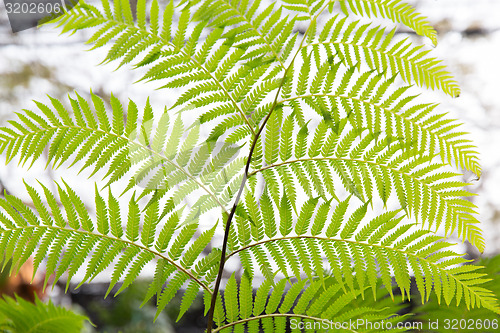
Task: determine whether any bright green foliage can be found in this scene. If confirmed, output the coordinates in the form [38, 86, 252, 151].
[0, 181, 218, 319]
[279, 59, 479, 175]
[0, 92, 245, 218]
[414, 254, 500, 332]
[253, 117, 484, 251]
[231, 194, 498, 312]
[303, 15, 458, 96]
[0, 0, 497, 332]
[211, 273, 409, 332]
[337, 0, 438, 45]
[0, 295, 89, 332]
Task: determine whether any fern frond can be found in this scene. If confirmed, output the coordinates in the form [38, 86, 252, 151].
[3, 1, 493, 330]
[339, 0, 438, 45]
[52, 0, 265, 132]
[0, 182, 218, 321]
[211, 274, 408, 333]
[280, 0, 328, 20]
[312, 16, 460, 97]
[304, 16, 459, 96]
[0, 93, 250, 220]
[193, 0, 300, 68]
[254, 112, 484, 250]
[228, 195, 498, 313]
[414, 254, 500, 331]
[279, 64, 479, 175]
[0, 296, 89, 333]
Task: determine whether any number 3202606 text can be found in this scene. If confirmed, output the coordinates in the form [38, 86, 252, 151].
[5, 2, 62, 14]
[440, 319, 498, 330]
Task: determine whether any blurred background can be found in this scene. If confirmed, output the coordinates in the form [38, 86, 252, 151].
[0, 0, 499, 331]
